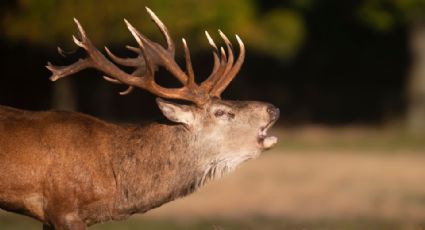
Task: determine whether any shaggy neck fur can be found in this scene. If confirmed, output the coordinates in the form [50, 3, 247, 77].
[109, 121, 254, 220]
[197, 153, 256, 187]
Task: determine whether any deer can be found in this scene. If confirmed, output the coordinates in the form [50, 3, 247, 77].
[0, 7, 279, 230]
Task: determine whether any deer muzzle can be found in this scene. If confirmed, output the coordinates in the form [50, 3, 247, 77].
[258, 105, 279, 149]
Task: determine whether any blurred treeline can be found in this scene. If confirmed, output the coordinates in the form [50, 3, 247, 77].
[0, 0, 425, 133]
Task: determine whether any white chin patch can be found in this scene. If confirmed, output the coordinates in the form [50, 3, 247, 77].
[263, 136, 278, 149]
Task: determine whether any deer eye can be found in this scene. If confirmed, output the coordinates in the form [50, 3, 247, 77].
[227, 112, 235, 119]
[214, 110, 225, 117]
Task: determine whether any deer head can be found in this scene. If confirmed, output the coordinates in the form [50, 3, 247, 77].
[47, 7, 279, 173]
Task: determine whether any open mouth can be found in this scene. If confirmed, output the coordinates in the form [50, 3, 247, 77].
[258, 120, 278, 149]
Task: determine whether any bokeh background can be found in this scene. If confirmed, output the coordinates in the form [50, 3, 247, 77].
[1, 0, 425, 229]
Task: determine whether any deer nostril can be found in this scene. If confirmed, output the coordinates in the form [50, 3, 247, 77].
[267, 106, 280, 121]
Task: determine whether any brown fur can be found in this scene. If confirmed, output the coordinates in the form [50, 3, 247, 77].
[0, 99, 279, 229]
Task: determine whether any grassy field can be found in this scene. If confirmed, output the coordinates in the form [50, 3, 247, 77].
[1, 214, 423, 230]
[1, 126, 424, 229]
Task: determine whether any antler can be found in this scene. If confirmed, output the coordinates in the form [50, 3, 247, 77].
[200, 30, 245, 97]
[46, 7, 245, 106]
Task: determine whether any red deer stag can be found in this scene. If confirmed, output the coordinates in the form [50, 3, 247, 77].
[0, 7, 279, 230]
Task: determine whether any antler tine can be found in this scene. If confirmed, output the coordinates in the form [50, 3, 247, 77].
[200, 47, 228, 94]
[104, 65, 149, 95]
[119, 86, 134, 95]
[218, 30, 234, 78]
[126, 45, 141, 54]
[125, 45, 159, 72]
[205, 31, 218, 51]
[57, 47, 67, 57]
[219, 47, 227, 63]
[57, 46, 78, 57]
[72, 18, 90, 48]
[102, 75, 134, 95]
[216, 46, 229, 79]
[104, 47, 148, 95]
[46, 59, 90, 82]
[209, 35, 245, 97]
[204, 31, 220, 78]
[135, 34, 155, 82]
[182, 38, 195, 86]
[46, 19, 95, 81]
[118, 65, 152, 95]
[105, 46, 145, 67]
[200, 31, 231, 93]
[103, 76, 121, 84]
[145, 7, 175, 55]
[124, 19, 188, 85]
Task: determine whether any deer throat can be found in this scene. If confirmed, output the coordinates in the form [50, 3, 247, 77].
[196, 152, 256, 187]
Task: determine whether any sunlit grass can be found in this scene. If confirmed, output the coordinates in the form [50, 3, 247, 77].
[0, 213, 423, 230]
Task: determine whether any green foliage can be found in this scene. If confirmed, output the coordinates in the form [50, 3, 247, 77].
[357, 0, 425, 32]
[1, 0, 305, 59]
[254, 9, 305, 58]
[357, 0, 398, 31]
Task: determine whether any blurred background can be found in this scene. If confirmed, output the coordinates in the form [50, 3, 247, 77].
[1, 0, 425, 229]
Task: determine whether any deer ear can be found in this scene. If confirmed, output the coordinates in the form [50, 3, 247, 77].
[156, 98, 195, 125]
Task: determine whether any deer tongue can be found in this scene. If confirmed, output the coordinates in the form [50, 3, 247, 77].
[262, 136, 278, 149]
[258, 127, 278, 149]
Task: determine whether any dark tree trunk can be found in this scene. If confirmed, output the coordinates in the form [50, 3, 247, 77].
[51, 78, 77, 111]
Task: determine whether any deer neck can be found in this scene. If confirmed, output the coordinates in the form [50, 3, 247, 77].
[110, 122, 205, 216]
[110, 121, 250, 217]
